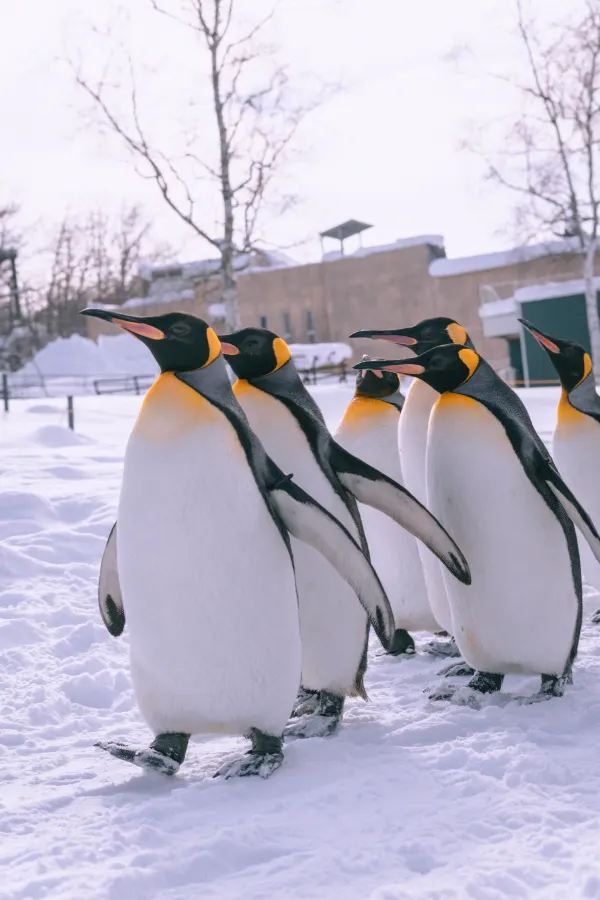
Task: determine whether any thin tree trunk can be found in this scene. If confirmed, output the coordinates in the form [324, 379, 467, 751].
[584, 237, 600, 384]
[209, 16, 240, 332]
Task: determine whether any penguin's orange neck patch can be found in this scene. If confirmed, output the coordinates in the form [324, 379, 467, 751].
[340, 396, 398, 429]
[557, 387, 587, 429]
[135, 372, 220, 441]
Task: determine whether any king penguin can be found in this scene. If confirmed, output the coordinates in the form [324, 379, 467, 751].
[357, 344, 600, 702]
[220, 327, 470, 736]
[335, 362, 440, 647]
[351, 318, 475, 656]
[520, 318, 600, 599]
[81, 308, 397, 777]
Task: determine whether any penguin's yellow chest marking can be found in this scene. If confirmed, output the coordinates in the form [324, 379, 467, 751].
[557, 388, 589, 431]
[340, 397, 398, 430]
[233, 379, 274, 408]
[135, 372, 221, 441]
[436, 392, 481, 413]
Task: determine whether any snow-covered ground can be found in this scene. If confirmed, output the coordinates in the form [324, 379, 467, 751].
[2, 384, 600, 900]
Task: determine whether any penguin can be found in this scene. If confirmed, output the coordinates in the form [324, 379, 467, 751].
[356, 344, 600, 702]
[220, 327, 471, 737]
[81, 308, 397, 777]
[335, 361, 440, 647]
[351, 318, 475, 656]
[520, 318, 600, 600]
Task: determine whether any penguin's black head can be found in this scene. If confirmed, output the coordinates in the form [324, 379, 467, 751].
[219, 327, 291, 379]
[354, 344, 481, 394]
[80, 309, 227, 372]
[350, 317, 474, 355]
[355, 357, 401, 400]
[519, 318, 593, 392]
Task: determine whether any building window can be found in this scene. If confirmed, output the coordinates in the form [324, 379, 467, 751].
[283, 311, 293, 342]
[306, 310, 316, 343]
[259, 315, 268, 328]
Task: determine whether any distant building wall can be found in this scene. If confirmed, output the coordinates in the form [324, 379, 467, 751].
[83, 237, 594, 374]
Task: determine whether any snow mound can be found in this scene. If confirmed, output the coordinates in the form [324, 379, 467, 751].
[31, 425, 93, 447]
[18, 333, 156, 379]
[27, 403, 62, 414]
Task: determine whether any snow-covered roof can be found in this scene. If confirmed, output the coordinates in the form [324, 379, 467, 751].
[479, 297, 518, 318]
[430, 237, 583, 278]
[139, 248, 297, 284]
[323, 235, 445, 263]
[122, 289, 196, 309]
[514, 275, 600, 304]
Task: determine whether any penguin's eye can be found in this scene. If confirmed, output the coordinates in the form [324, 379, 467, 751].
[170, 322, 191, 338]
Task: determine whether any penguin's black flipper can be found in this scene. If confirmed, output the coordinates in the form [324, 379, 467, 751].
[269, 477, 395, 649]
[98, 523, 125, 637]
[542, 463, 600, 563]
[328, 443, 471, 586]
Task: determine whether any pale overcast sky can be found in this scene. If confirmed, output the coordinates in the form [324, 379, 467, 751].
[0, 0, 578, 267]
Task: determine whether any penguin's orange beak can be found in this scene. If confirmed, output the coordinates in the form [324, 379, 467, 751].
[80, 308, 165, 340]
[219, 342, 240, 355]
[117, 320, 165, 340]
[519, 318, 560, 354]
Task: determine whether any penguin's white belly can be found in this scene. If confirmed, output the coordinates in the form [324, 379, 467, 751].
[336, 403, 436, 631]
[428, 394, 578, 676]
[554, 413, 600, 592]
[118, 377, 300, 736]
[235, 382, 367, 695]
[399, 380, 449, 632]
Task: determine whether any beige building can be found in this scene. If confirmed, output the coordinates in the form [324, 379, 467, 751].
[84, 235, 593, 378]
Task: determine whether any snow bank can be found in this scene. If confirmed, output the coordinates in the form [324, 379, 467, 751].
[17, 333, 156, 379]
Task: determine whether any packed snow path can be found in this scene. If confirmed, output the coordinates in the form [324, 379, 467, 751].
[1, 386, 600, 899]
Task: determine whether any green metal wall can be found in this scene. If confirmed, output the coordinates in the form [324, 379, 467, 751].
[520, 293, 592, 384]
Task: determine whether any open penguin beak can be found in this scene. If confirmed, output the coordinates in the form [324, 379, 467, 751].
[354, 357, 425, 377]
[350, 328, 417, 346]
[518, 318, 560, 355]
[81, 308, 165, 341]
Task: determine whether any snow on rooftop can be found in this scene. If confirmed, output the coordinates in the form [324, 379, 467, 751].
[322, 235, 445, 262]
[430, 236, 583, 278]
[479, 297, 518, 318]
[514, 275, 600, 304]
[140, 248, 297, 284]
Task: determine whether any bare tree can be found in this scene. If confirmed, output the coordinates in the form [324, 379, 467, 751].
[487, 0, 600, 380]
[72, 0, 326, 329]
[42, 206, 169, 338]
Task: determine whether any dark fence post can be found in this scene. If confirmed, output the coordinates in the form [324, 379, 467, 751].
[67, 395, 74, 430]
[1, 373, 8, 412]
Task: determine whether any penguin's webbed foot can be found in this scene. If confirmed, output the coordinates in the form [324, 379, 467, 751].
[427, 672, 503, 707]
[592, 608, 600, 625]
[521, 673, 570, 704]
[421, 636, 461, 658]
[285, 714, 340, 739]
[215, 751, 283, 779]
[467, 671, 504, 694]
[385, 629, 416, 657]
[291, 686, 320, 718]
[214, 729, 283, 780]
[437, 660, 476, 678]
[285, 692, 344, 740]
[95, 736, 186, 776]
